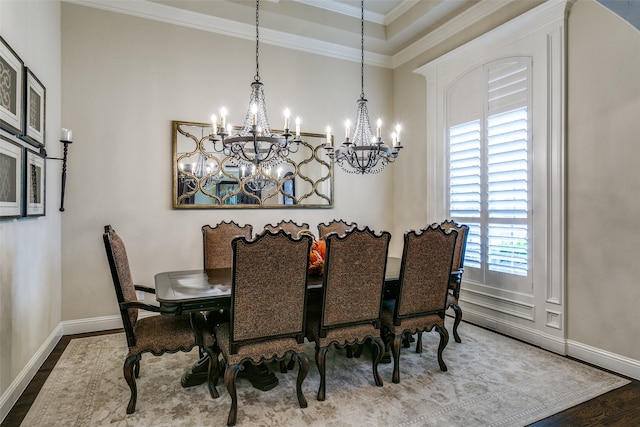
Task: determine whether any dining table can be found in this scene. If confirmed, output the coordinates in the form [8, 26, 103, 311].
[155, 256, 401, 315]
[153, 256, 402, 389]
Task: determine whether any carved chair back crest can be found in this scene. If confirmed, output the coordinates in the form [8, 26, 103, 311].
[320, 227, 391, 334]
[263, 220, 310, 237]
[317, 219, 357, 239]
[229, 229, 312, 353]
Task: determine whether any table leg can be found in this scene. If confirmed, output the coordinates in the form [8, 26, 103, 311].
[181, 357, 279, 391]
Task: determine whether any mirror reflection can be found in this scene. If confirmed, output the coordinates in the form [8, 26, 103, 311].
[173, 121, 333, 208]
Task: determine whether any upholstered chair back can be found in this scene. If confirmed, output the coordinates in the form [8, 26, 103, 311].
[263, 220, 310, 237]
[103, 225, 139, 346]
[440, 219, 469, 272]
[320, 227, 390, 334]
[202, 221, 253, 269]
[394, 225, 457, 323]
[317, 219, 357, 239]
[229, 229, 312, 353]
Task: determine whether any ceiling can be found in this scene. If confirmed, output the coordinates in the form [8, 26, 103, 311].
[71, 0, 545, 67]
[149, 0, 484, 56]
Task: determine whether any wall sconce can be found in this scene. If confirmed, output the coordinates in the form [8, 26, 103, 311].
[46, 128, 73, 211]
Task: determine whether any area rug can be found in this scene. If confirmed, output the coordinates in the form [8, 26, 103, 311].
[20, 319, 628, 427]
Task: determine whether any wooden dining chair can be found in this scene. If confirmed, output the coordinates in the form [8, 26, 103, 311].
[440, 219, 469, 343]
[380, 224, 457, 383]
[317, 219, 357, 239]
[102, 225, 217, 414]
[305, 226, 390, 401]
[211, 229, 313, 426]
[202, 221, 253, 269]
[263, 219, 310, 237]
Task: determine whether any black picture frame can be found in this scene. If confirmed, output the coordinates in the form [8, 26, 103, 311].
[0, 134, 24, 218]
[24, 147, 45, 216]
[0, 35, 24, 136]
[21, 67, 46, 148]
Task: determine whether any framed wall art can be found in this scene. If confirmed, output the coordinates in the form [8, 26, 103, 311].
[24, 147, 45, 216]
[0, 35, 24, 136]
[0, 135, 23, 218]
[21, 68, 46, 147]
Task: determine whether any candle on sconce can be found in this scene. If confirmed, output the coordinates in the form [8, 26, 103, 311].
[395, 124, 401, 143]
[345, 120, 351, 139]
[284, 108, 290, 130]
[376, 119, 382, 139]
[326, 126, 332, 146]
[251, 104, 257, 126]
[391, 131, 397, 147]
[220, 107, 227, 129]
[295, 117, 301, 137]
[211, 114, 217, 135]
[61, 128, 73, 142]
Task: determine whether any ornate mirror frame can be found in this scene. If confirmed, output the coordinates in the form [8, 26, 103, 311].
[172, 121, 333, 209]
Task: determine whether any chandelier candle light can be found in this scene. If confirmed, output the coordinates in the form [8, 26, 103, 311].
[324, 0, 403, 174]
[209, 0, 302, 191]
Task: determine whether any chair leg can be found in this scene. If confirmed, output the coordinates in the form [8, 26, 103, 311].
[315, 345, 329, 401]
[346, 345, 353, 358]
[353, 344, 364, 358]
[390, 334, 402, 384]
[370, 337, 384, 387]
[134, 359, 140, 378]
[294, 352, 309, 408]
[124, 354, 140, 414]
[202, 348, 219, 399]
[435, 325, 449, 372]
[416, 332, 423, 353]
[279, 359, 288, 373]
[224, 363, 242, 427]
[451, 303, 463, 343]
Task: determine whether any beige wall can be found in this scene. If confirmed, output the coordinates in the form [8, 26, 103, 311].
[567, 0, 640, 360]
[60, 3, 395, 322]
[0, 0, 62, 415]
[392, 0, 640, 366]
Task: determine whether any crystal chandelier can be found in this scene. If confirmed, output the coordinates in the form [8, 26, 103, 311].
[210, 0, 301, 171]
[324, 0, 403, 174]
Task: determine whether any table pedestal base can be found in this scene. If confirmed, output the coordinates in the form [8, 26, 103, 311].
[181, 356, 279, 391]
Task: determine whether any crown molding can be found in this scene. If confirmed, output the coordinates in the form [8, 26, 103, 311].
[392, 0, 509, 68]
[64, 0, 393, 68]
[293, 0, 387, 24]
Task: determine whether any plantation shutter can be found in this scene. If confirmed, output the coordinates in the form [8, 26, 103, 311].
[448, 58, 531, 286]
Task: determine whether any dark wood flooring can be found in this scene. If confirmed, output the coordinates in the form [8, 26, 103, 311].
[2, 327, 639, 427]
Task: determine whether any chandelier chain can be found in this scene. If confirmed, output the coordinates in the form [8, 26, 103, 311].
[360, 0, 365, 99]
[255, 0, 260, 82]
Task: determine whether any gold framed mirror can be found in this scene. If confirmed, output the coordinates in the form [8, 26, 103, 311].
[172, 121, 333, 208]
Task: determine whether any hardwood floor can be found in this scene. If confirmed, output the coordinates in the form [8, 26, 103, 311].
[2, 328, 639, 426]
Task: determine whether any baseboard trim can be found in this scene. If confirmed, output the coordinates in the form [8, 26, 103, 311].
[567, 339, 640, 381]
[460, 309, 640, 381]
[461, 309, 567, 354]
[0, 324, 63, 423]
[61, 314, 123, 335]
[61, 311, 158, 335]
